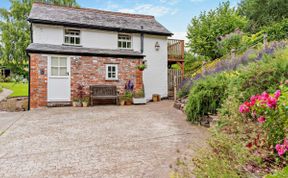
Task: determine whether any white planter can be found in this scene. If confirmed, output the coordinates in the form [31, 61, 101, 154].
[133, 98, 147, 105]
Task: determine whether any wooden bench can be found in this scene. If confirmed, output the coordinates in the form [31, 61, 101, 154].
[90, 85, 118, 105]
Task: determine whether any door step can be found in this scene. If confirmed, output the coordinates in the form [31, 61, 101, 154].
[47, 101, 72, 107]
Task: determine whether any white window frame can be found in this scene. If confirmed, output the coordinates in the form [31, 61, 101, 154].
[49, 56, 69, 78]
[105, 64, 118, 80]
[64, 28, 81, 46]
[118, 34, 132, 49]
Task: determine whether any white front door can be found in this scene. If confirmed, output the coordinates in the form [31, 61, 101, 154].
[48, 56, 71, 102]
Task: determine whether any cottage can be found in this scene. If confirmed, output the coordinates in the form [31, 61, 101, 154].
[26, 3, 174, 108]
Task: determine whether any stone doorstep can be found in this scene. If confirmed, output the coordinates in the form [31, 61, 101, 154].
[47, 101, 72, 107]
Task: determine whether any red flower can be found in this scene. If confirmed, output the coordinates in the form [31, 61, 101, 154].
[257, 116, 266, 123]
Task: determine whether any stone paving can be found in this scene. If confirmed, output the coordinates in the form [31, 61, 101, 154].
[0, 101, 209, 178]
[0, 88, 12, 102]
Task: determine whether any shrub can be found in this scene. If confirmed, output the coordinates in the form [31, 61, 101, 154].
[239, 83, 288, 149]
[266, 166, 288, 178]
[262, 19, 288, 42]
[185, 73, 231, 123]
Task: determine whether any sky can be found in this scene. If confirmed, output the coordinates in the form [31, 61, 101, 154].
[0, 0, 241, 41]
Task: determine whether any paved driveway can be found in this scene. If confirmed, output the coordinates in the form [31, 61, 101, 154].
[0, 101, 209, 178]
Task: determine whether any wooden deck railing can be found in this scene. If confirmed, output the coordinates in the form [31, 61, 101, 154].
[168, 39, 185, 61]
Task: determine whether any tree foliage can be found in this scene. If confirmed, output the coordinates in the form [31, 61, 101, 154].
[0, 0, 79, 76]
[187, 2, 247, 60]
[238, 0, 288, 33]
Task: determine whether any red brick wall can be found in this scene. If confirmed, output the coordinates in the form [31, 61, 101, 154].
[71, 56, 143, 99]
[29, 54, 143, 108]
[29, 54, 48, 108]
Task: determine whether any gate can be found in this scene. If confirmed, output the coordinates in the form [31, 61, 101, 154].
[168, 69, 183, 100]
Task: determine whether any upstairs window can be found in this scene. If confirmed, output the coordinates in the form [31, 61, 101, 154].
[118, 34, 132, 49]
[106, 64, 118, 80]
[64, 29, 80, 45]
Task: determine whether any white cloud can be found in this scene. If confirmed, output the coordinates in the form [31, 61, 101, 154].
[105, 1, 119, 10]
[190, 0, 205, 2]
[170, 31, 188, 44]
[159, 0, 180, 5]
[118, 4, 177, 17]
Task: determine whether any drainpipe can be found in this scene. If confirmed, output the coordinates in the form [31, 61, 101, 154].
[140, 25, 144, 54]
[28, 54, 31, 111]
[27, 23, 33, 111]
[141, 33, 144, 54]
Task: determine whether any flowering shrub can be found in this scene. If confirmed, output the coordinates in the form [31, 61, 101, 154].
[239, 82, 288, 156]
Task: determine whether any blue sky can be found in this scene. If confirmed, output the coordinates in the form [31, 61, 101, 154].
[0, 0, 241, 40]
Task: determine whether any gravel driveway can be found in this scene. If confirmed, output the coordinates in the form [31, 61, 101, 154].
[0, 101, 209, 178]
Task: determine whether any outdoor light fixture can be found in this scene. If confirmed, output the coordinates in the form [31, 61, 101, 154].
[155, 41, 160, 51]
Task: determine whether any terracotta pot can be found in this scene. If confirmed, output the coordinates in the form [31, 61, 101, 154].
[125, 100, 133, 105]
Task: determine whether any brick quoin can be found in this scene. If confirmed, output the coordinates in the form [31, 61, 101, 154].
[29, 53, 143, 108]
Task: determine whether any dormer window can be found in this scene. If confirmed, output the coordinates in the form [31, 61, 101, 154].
[118, 34, 132, 49]
[64, 29, 80, 45]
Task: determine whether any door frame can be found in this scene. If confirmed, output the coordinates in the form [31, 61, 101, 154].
[47, 55, 71, 102]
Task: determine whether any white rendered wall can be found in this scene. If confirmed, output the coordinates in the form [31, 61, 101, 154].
[143, 35, 168, 100]
[33, 24, 168, 100]
[32, 24, 141, 50]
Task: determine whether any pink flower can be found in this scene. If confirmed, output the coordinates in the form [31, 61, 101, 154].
[267, 96, 277, 108]
[274, 90, 281, 99]
[262, 92, 269, 98]
[275, 144, 287, 156]
[257, 116, 266, 123]
[239, 104, 250, 113]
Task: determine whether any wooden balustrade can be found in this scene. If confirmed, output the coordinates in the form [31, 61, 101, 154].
[168, 39, 185, 62]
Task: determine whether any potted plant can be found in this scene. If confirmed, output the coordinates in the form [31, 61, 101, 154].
[82, 97, 89, 107]
[124, 80, 134, 105]
[137, 64, 147, 71]
[124, 91, 133, 105]
[133, 89, 146, 104]
[72, 98, 80, 107]
[119, 95, 126, 106]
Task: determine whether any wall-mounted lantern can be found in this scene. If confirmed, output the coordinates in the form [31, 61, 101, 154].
[155, 41, 160, 51]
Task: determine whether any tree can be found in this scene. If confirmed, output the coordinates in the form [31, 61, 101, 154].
[0, 0, 79, 77]
[187, 2, 247, 60]
[238, 0, 288, 33]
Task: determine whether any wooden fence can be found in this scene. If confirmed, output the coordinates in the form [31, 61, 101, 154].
[168, 69, 183, 100]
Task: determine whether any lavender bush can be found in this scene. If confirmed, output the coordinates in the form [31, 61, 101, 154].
[178, 41, 288, 97]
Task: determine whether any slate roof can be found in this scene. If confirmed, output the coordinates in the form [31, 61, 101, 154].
[26, 43, 145, 58]
[28, 3, 173, 36]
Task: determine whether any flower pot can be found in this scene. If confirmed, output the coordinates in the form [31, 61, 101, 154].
[133, 97, 146, 105]
[152, 94, 160, 102]
[72, 101, 78, 107]
[120, 100, 125, 106]
[125, 100, 133, 105]
[82, 102, 88, 107]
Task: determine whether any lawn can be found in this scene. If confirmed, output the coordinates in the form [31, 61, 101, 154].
[0, 82, 28, 97]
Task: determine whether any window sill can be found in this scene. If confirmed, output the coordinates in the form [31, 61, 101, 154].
[118, 48, 133, 50]
[62, 44, 83, 47]
[105, 79, 119, 82]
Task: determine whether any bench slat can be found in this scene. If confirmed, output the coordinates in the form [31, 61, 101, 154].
[90, 85, 118, 105]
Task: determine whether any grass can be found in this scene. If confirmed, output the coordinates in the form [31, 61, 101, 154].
[0, 82, 28, 97]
